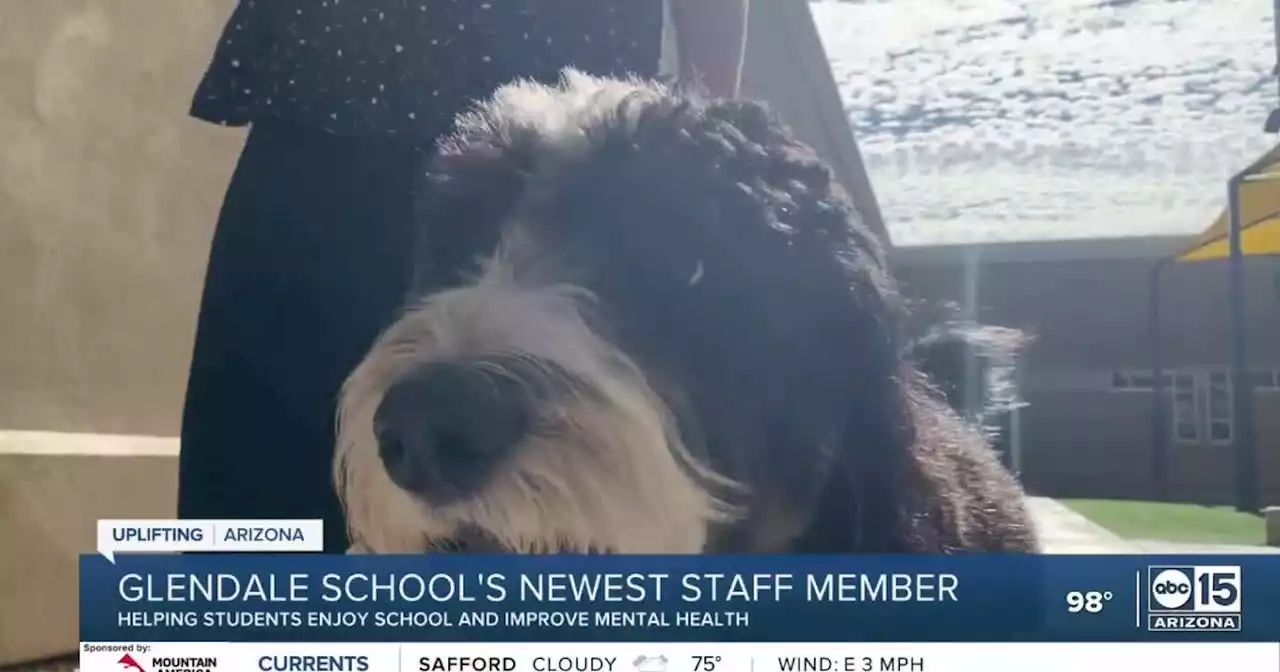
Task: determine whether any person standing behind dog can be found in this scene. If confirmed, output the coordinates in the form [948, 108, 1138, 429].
[179, 0, 749, 552]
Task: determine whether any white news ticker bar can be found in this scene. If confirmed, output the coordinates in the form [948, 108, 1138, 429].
[79, 642, 1280, 672]
[96, 520, 324, 561]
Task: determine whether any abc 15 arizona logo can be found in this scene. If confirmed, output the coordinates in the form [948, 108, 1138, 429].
[1146, 565, 1242, 632]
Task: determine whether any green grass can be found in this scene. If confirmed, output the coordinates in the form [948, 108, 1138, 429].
[1061, 499, 1265, 546]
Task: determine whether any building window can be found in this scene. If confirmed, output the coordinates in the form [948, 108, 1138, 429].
[1248, 370, 1279, 391]
[1107, 368, 1280, 446]
[1171, 373, 1199, 444]
[1110, 370, 1172, 391]
[1110, 369, 1280, 393]
[1206, 371, 1232, 445]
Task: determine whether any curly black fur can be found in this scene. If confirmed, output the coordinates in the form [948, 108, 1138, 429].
[907, 302, 1028, 437]
[398, 72, 1039, 553]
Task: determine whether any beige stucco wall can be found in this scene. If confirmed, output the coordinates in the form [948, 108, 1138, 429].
[0, 0, 243, 436]
[1, 7, 239, 661]
[0, 433, 178, 664]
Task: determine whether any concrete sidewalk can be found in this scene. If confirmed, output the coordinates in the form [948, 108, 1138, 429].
[1026, 496, 1280, 554]
[1025, 496, 1135, 554]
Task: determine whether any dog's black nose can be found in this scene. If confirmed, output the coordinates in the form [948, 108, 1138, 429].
[374, 363, 530, 501]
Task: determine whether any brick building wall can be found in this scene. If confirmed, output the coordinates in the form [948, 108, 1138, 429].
[895, 238, 1280, 505]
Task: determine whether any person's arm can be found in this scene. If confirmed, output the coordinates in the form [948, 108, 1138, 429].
[669, 0, 749, 98]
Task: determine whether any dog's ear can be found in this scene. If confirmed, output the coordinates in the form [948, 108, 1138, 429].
[659, 99, 922, 553]
[900, 319, 1039, 552]
[696, 117, 1044, 553]
[796, 365, 1040, 553]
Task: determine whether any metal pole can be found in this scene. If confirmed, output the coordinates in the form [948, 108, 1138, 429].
[1273, 0, 1280, 98]
[1010, 361, 1023, 477]
[1148, 264, 1168, 501]
[963, 246, 981, 420]
[1227, 174, 1260, 512]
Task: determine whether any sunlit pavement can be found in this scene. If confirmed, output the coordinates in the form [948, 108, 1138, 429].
[1026, 496, 1280, 554]
[1127, 539, 1280, 555]
[1025, 497, 1135, 554]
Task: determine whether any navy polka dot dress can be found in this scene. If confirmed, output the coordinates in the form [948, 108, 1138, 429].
[179, 1, 666, 550]
[191, 0, 665, 139]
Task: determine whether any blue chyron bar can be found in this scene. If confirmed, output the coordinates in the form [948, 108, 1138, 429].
[78, 555, 1279, 643]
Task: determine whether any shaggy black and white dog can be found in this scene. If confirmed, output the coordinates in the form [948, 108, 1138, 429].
[335, 71, 1039, 555]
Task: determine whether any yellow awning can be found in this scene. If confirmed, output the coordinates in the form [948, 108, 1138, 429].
[1177, 145, 1280, 262]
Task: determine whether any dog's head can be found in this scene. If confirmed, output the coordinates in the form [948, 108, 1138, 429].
[336, 71, 915, 554]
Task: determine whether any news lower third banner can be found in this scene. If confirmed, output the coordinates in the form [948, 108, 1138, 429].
[79, 554, 1280, 643]
[76, 642, 1280, 672]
